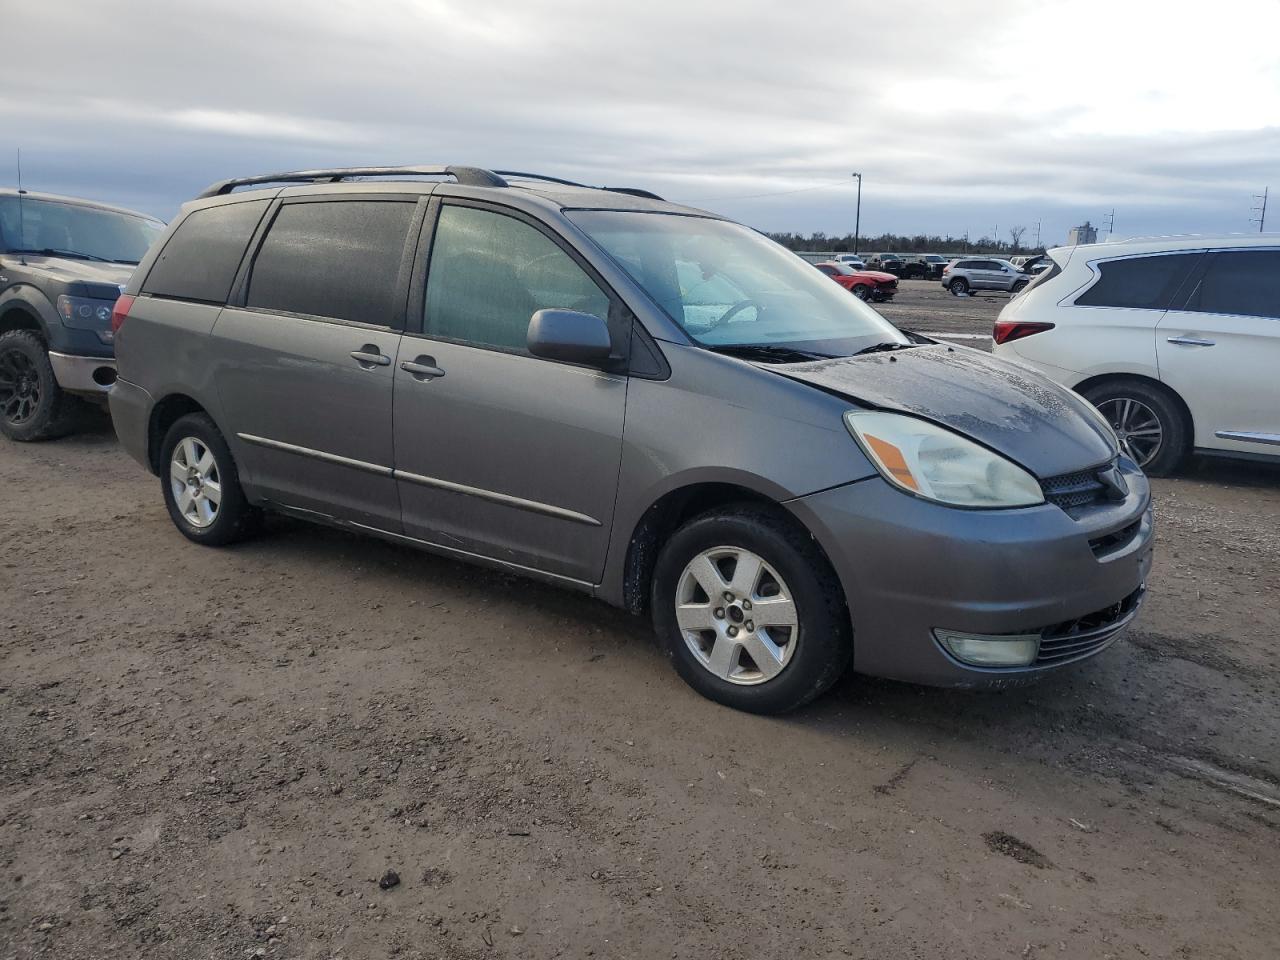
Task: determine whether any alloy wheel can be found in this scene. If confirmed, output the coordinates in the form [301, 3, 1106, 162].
[675, 546, 799, 685]
[169, 436, 223, 528]
[0, 349, 41, 426]
[1098, 397, 1163, 467]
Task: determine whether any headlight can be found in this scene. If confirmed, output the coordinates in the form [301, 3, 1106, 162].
[844, 410, 1044, 508]
[56, 295, 117, 343]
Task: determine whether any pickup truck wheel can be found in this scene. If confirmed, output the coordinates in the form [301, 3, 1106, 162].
[851, 284, 870, 300]
[0, 330, 79, 442]
[948, 278, 970, 296]
[160, 413, 262, 545]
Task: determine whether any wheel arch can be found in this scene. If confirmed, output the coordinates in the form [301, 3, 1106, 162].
[147, 393, 212, 474]
[0, 285, 60, 340]
[0, 302, 48, 340]
[618, 480, 846, 620]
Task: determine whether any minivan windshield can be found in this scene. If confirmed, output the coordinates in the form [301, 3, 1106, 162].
[0, 197, 164, 265]
[568, 211, 909, 357]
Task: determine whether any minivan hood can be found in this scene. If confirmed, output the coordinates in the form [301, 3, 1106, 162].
[774, 345, 1117, 478]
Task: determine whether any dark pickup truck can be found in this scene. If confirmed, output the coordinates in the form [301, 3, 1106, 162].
[0, 190, 163, 440]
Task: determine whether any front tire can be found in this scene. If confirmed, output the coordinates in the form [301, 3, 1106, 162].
[0, 330, 80, 442]
[1011, 278, 1029, 294]
[651, 504, 851, 714]
[160, 413, 262, 545]
[852, 284, 870, 301]
[1080, 378, 1189, 476]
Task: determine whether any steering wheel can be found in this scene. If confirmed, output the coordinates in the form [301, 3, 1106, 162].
[708, 299, 760, 330]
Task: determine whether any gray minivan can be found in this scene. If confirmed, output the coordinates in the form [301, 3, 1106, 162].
[110, 165, 1153, 714]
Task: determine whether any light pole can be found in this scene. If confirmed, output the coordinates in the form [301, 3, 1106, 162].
[851, 172, 862, 254]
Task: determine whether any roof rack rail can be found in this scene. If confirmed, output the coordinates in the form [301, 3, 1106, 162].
[493, 170, 664, 202]
[196, 165, 509, 199]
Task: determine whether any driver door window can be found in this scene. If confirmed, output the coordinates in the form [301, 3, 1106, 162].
[424, 205, 610, 352]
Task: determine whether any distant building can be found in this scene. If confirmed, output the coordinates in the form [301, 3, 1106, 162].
[1067, 221, 1098, 245]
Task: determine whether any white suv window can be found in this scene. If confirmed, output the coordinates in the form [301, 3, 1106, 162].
[1075, 253, 1203, 311]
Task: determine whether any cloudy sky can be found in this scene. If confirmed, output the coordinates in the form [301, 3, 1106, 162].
[5, 0, 1279, 246]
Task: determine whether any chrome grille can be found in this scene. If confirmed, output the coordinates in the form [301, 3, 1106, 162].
[1041, 463, 1110, 511]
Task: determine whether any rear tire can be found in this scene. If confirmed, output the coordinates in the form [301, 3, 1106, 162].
[651, 504, 851, 715]
[1080, 378, 1189, 476]
[948, 278, 969, 296]
[0, 330, 81, 442]
[160, 413, 262, 545]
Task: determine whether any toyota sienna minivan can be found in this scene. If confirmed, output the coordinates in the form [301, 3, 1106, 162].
[110, 165, 1154, 714]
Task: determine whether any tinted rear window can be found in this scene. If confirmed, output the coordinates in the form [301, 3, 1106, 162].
[141, 200, 268, 303]
[247, 200, 415, 326]
[1075, 253, 1202, 310]
[1180, 249, 1280, 320]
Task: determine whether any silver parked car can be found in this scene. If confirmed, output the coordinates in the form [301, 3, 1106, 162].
[110, 165, 1153, 714]
[941, 257, 1030, 295]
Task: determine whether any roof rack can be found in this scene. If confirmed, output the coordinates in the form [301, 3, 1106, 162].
[494, 170, 664, 201]
[196, 165, 509, 199]
[196, 165, 665, 203]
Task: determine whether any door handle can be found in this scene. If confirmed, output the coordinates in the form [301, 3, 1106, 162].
[350, 345, 392, 367]
[1166, 336, 1215, 347]
[400, 356, 445, 380]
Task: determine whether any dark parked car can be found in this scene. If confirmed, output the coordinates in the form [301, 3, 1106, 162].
[111, 164, 1153, 714]
[0, 189, 163, 440]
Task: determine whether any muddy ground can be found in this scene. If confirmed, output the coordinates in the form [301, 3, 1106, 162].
[3, 284, 1279, 959]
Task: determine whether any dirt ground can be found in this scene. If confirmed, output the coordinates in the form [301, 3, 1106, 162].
[3, 285, 1279, 959]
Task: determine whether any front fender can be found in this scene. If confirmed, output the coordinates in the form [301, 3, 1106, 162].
[0, 284, 60, 343]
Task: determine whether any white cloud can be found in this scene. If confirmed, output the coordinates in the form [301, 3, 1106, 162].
[3, 0, 1277, 242]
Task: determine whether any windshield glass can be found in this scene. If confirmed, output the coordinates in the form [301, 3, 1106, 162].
[0, 197, 164, 264]
[567, 211, 907, 354]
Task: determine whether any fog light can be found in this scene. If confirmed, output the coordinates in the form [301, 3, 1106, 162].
[934, 629, 1039, 667]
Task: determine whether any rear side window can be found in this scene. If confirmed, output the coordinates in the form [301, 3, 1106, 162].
[1075, 253, 1202, 310]
[1180, 250, 1280, 320]
[424, 205, 610, 352]
[816, 264, 837, 276]
[141, 200, 268, 303]
[247, 200, 415, 327]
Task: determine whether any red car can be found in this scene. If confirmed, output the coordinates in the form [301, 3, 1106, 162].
[814, 261, 898, 302]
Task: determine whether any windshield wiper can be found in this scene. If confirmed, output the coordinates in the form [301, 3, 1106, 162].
[11, 247, 114, 263]
[708, 343, 841, 364]
[853, 341, 919, 356]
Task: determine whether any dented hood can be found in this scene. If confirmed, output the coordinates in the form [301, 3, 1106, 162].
[776, 345, 1117, 478]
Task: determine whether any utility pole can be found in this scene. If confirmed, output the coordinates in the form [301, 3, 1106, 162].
[1251, 187, 1268, 233]
[1034, 219, 1042, 250]
[851, 172, 862, 254]
[1103, 208, 1115, 239]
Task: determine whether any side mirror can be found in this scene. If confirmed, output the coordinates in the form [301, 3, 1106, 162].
[527, 309, 613, 365]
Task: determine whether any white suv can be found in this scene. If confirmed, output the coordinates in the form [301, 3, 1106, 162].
[993, 235, 1280, 474]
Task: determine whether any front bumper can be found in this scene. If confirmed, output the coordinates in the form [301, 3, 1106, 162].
[787, 463, 1154, 687]
[48, 352, 117, 394]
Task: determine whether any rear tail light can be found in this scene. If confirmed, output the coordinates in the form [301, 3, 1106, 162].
[110, 294, 136, 334]
[942, 266, 950, 274]
[993, 320, 1055, 345]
